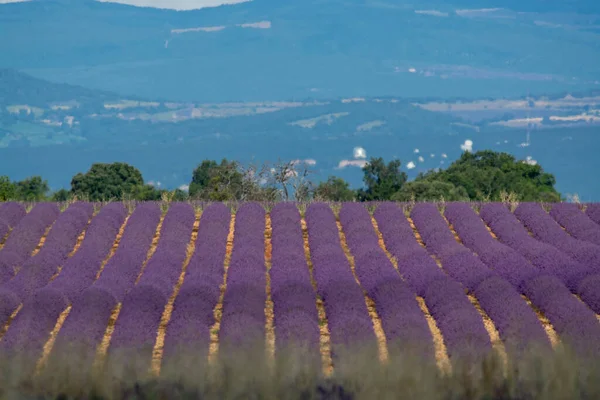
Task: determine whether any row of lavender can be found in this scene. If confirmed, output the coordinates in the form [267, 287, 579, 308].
[305, 203, 380, 361]
[270, 203, 320, 356]
[372, 204, 494, 360]
[1, 202, 128, 366]
[412, 203, 600, 356]
[0, 202, 93, 327]
[0, 201, 197, 371]
[0, 203, 61, 284]
[338, 203, 436, 358]
[0, 201, 599, 368]
[218, 203, 266, 349]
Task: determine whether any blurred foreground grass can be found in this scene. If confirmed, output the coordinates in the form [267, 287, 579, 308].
[0, 339, 598, 400]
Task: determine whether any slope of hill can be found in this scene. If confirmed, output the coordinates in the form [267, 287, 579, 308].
[0, 68, 123, 108]
[1, 0, 599, 102]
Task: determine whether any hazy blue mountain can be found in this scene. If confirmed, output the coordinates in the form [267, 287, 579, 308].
[1, 0, 599, 102]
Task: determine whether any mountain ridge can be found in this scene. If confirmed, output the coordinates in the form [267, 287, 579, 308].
[2, 0, 599, 102]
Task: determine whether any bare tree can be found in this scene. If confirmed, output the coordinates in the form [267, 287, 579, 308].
[269, 159, 316, 201]
[237, 160, 279, 202]
[291, 161, 316, 202]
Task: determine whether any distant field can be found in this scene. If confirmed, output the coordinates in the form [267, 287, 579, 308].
[0, 200, 599, 396]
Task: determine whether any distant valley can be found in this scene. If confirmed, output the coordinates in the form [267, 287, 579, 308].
[1, 70, 599, 201]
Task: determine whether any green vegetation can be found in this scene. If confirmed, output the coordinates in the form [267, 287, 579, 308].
[0, 150, 563, 203]
[70, 162, 145, 201]
[413, 151, 562, 202]
[314, 176, 356, 202]
[0, 176, 15, 201]
[189, 159, 261, 201]
[392, 180, 469, 202]
[0, 175, 49, 201]
[357, 158, 408, 202]
[188, 158, 281, 202]
[0, 340, 598, 400]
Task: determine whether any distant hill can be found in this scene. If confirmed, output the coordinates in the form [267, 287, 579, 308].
[0, 68, 123, 108]
[1, 0, 599, 102]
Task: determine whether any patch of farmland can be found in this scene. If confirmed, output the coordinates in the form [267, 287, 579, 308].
[289, 113, 350, 129]
[0, 200, 598, 397]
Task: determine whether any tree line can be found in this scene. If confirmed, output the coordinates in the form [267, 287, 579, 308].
[0, 150, 562, 203]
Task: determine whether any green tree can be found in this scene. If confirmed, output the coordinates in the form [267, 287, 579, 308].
[51, 188, 71, 202]
[391, 180, 469, 202]
[172, 188, 189, 201]
[14, 176, 49, 201]
[0, 176, 16, 201]
[129, 184, 165, 201]
[189, 160, 219, 197]
[415, 151, 561, 201]
[70, 162, 144, 201]
[357, 157, 407, 201]
[188, 159, 244, 201]
[314, 176, 356, 201]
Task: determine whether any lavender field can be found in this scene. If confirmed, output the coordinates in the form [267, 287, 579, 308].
[0, 200, 599, 400]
